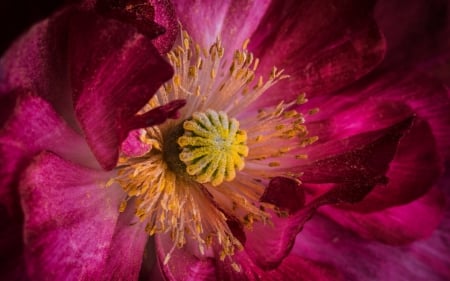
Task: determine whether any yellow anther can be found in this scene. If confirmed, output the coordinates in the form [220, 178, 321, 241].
[178, 110, 249, 186]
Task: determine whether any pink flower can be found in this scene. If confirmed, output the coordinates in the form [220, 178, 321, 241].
[1, 0, 449, 280]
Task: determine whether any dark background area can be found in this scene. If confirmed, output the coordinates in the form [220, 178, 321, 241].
[0, 0, 66, 55]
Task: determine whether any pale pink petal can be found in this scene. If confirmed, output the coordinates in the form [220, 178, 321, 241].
[20, 152, 121, 280]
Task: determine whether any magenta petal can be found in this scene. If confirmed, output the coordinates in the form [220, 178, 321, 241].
[67, 10, 174, 169]
[156, 232, 343, 281]
[244, 205, 317, 269]
[293, 202, 450, 281]
[0, 93, 96, 280]
[102, 202, 149, 280]
[20, 152, 121, 280]
[250, 0, 385, 107]
[173, 0, 271, 55]
[121, 130, 151, 157]
[320, 187, 446, 245]
[155, 233, 217, 281]
[0, 93, 97, 172]
[0, 12, 77, 127]
[245, 118, 413, 269]
[218, 251, 344, 281]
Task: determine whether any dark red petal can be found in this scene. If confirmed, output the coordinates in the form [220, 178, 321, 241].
[260, 177, 305, 214]
[20, 152, 122, 280]
[301, 117, 413, 188]
[67, 10, 175, 169]
[0, 93, 17, 128]
[375, 0, 449, 70]
[96, 0, 178, 53]
[249, 0, 385, 108]
[343, 118, 441, 212]
[126, 99, 186, 131]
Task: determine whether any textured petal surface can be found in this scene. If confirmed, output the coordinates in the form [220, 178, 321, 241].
[293, 198, 450, 281]
[321, 187, 446, 245]
[1, 7, 176, 170]
[244, 118, 413, 268]
[102, 200, 149, 281]
[0, 93, 96, 280]
[156, 232, 343, 281]
[249, 0, 385, 108]
[173, 0, 271, 56]
[20, 152, 120, 280]
[95, 0, 178, 53]
[68, 9, 174, 169]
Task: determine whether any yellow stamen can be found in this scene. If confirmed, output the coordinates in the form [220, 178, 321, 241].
[178, 110, 249, 186]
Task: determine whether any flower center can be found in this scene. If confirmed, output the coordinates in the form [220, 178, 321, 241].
[178, 110, 248, 186]
[110, 30, 318, 267]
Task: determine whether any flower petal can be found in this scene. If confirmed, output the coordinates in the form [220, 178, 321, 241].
[320, 187, 446, 245]
[0, 12, 77, 127]
[156, 232, 343, 281]
[375, 0, 449, 69]
[0, 93, 97, 280]
[260, 177, 305, 214]
[1, 7, 177, 170]
[249, 0, 385, 107]
[293, 198, 450, 281]
[173, 0, 271, 56]
[67, 9, 175, 169]
[95, 0, 178, 53]
[19, 152, 137, 281]
[155, 233, 217, 281]
[102, 199, 149, 281]
[244, 117, 413, 268]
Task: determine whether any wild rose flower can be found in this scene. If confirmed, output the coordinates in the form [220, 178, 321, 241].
[1, 0, 449, 281]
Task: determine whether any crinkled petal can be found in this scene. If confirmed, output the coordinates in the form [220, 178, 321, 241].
[155, 232, 343, 281]
[300, 72, 449, 211]
[20, 152, 121, 280]
[0, 93, 96, 280]
[1, 7, 177, 170]
[244, 118, 413, 268]
[68, 9, 175, 169]
[173, 0, 271, 56]
[249, 0, 385, 107]
[293, 198, 450, 281]
[321, 187, 446, 245]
